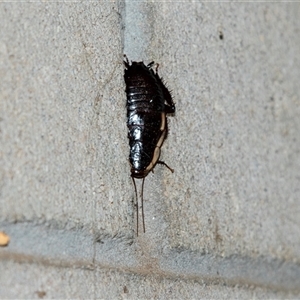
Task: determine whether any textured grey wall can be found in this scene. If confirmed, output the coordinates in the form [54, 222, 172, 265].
[1, 1, 300, 298]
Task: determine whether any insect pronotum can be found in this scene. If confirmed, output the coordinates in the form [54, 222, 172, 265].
[124, 55, 176, 235]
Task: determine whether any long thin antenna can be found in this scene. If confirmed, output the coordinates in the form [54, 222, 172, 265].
[141, 178, 146, 233]
[131, 177, 146, 235]
[131, 176, 139, 236]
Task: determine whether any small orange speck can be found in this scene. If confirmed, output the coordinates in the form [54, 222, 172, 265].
[0, 231, 10, 246]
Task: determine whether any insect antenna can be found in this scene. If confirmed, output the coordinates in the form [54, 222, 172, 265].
[131, 176, 139, 236]
[141, 178, 146, 233]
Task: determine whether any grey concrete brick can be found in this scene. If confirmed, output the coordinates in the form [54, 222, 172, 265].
[1, 1, 300, 298]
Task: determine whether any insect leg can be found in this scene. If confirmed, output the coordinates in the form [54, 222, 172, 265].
[147, 61, 155, 68]
[157, 160, 174, 173]
[124, 54, 130, 68]
[165, 104, 176, 114]
[155, 74, 175, 114]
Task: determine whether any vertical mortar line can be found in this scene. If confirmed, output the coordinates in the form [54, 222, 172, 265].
[123, 0, 155, 61]
[123, 0, 170, 256]
[123, 0, 144, 233]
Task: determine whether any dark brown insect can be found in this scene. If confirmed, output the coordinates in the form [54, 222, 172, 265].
[124, 55, 175, 235]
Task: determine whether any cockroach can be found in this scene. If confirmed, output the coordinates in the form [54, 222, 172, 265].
[124, 55, 175, 235]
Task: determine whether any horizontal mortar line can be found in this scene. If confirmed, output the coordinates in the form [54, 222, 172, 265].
[1, 249, 299, 295]
[0, 250, 232, 288]
[1, 222, 300, 294]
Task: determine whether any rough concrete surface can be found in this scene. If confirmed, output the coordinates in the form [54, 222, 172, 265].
[1, 1, 300, 298]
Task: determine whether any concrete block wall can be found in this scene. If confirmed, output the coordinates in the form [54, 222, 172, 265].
[1, 1, 299, 298]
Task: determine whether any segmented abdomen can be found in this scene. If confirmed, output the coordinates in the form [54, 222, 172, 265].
[127, 110, 163, 172]
[125, 64, 166, 175]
